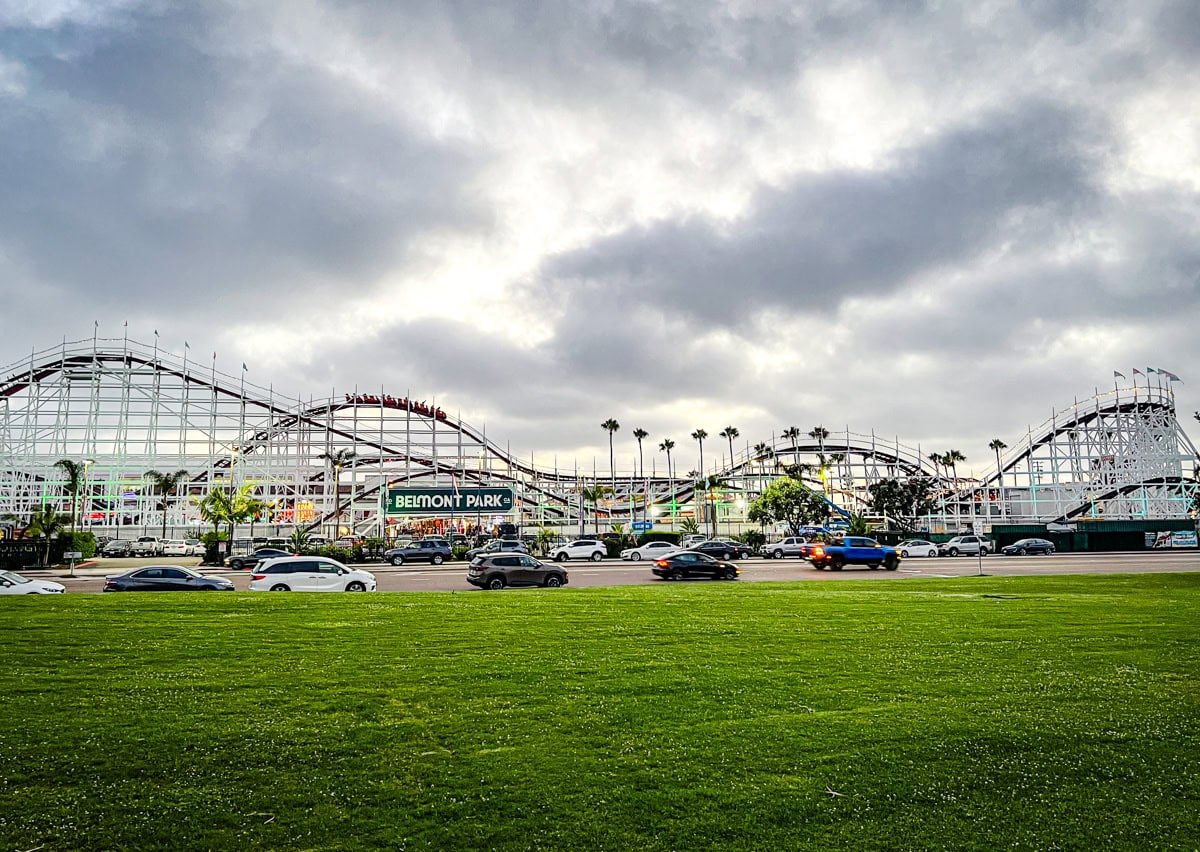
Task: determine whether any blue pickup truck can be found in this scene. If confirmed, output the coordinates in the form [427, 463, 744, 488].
[809, 536, 900, 571]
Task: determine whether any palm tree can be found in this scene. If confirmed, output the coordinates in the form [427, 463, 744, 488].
[703, 474, 728, 537]
[809, 426, 830, 494]
[288, 527, 311, 553]
[782, 426, 801, 465]
[144, 469, 190, 540]
[829, 452, 846, 494]
[753, 442, 773, 497]
[691, 429, 708, 530]
[582, 484, 611, 535]
[601, 418, 620, 512]
[632, 427, 649, 522]
[719, 426, 739, 472]
[945, 449, 966, 529]
[659, 438, 676, 524]
[988, 438, 1008, 520]
[319, 448, 356, 539]
[54, 459, 86, 531]
[25, 504, 70, 568]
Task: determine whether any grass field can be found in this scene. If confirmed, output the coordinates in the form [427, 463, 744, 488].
[3, 574, 1199, 850]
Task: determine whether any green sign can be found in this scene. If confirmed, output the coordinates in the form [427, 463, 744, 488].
[386, 487, 515, 515]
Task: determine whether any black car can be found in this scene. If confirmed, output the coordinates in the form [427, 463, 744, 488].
[100, 539, 133, 557]
[227, 548, 294, 570]
[1001, 538, 1056, 556]
[466, 554, 568, 590]
[651, 551, 740, 581]
[384, 539, 452, 565]
[103, 565, 235, 592]
[689, 540, 753, 560]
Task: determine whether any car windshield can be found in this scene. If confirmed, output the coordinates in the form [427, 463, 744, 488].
[1, 571, 31, 584]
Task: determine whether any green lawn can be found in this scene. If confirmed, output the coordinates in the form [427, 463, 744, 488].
[3, 574, 1199, 850]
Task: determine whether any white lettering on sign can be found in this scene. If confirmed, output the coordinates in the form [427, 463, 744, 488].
[388, 489, 513, 513]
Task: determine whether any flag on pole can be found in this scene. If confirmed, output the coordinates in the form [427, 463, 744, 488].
[1161, 369, 1182, 382]
[242, 362, 247, 371]
[1146, 367, 1156, 374]
[1113, 370, 1126, 379]
[1132, 368, 1143, 375]
[184, 340, 190, 349]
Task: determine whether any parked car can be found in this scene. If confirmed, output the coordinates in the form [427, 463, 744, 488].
[161, 539, 192, 557]
[249, 558, 376, 592]
[549, 539, 607, 562]
[226, 547, 294, 570]
[764, 537, 810, 559]
[896, 539, 938, 558]
[680, 534, 708, 549]
[0, 570, 65, 594]
[384, 539, 452, 565]
[100, 539, 133, 557]
[266, 538, 290, 549]
[465, 539, 528, 560]
[620, 540, 680, 561]
[131, 536, 163, 556]
[185, 538, 204, 556]
[103, 566, 235, 592]
[466, 554, 568, 590]
[1001, 538, 1056, 556]
[690, 540, 753, 560]
[651, 551, 739, 581]
[938, 535, 994, 557]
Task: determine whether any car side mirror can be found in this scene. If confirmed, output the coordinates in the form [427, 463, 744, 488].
[338, 568, 347, 575]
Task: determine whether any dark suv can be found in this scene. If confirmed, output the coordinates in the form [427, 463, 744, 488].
[690, 540, 753, 560]
[384, 539, 452, 565]
[467, 554, 568, 590]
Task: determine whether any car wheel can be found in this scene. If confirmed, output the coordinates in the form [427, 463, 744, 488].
[230, 559, 243, 570]
[722, 567, 737, 581]
[948, 547, 959, 557]
[830, 556, 845, 571]
[487, 576, 505, 590]
[346, 581, 366, 592]
[885, 555, 899, 571]
[269, 583, 290, 592]
[669, 568, 684, 581]
[1016, 548, 1026, 556]
[544, 575, 563, 588]
[591, 551, 603, 561]
[772, 549, 784, 559]
[432, 554, 444, 565]
[900, 549, 909, 558]
[555, 553, 566, 562]
[631, 552, 641, 561]
[391, 555, 405, 566]
[981, 548, 989, 556]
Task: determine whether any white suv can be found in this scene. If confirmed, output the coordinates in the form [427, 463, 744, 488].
[131, 536, 162, 556]
[249, 557, 377, 592]
[549, 539, 608, 562]
[765, 537, 808, 559]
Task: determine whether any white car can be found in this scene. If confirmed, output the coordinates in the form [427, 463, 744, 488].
[0, 570, 65, 594]
[549, 539, 608, 562]
[161, 539, 191, 557]
[185, 538, 204, 556]
[896, 539, 938, 558]
[620, 541, 681, 561]
[248, 557, 376, 592]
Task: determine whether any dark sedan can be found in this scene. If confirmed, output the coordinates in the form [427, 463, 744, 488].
[384, 539, 452, 565]
[651, 551, 740, 581]
[103, 566, 235, 592]
[689, 540, 753, 560]
[1001, 538, 1056, 556]
[467, 554, 568, 590]
[226, 548, 294, 570]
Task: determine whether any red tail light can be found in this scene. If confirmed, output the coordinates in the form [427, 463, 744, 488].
[656, 560, 668, 567]
[813, 546, 824, 557]
[252, 574, 265, 581]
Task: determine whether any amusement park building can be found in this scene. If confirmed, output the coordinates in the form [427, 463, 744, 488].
[1, 336, 1197, 539]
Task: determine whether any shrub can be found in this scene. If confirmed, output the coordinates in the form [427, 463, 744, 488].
[452, 545, 470, 562]
[741, 530, 766, 552]
[59, 531, 97, 560]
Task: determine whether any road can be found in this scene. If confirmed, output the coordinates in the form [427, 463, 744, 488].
[35, 550, 1200, 593]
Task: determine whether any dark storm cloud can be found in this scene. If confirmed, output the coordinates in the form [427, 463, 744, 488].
[0, 3, 486, 316]
[539, 102, 1104, 327]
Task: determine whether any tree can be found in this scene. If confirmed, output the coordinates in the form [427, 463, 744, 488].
[582, 484, 611, 535]
[54, 459, 86, 531]
[633, 427, 649, 522]
[719, 426, 739, 471]
[288, 527, 311, 553]
[782, 426, 801, 464]
[989, 438, 1008, 519]
[144, 469, 190, 540]
[25, 504, 70, 567]
[867, 477, 936, 531]
[746, 478, 829, 536]
[319, 448, 356, 539]
[809, 426, 830, 493]
[847, 513, 871, 535]
[690, 429, 709, 533]
[753, 442, 773, 497]
[703, 474, 728, 537]
[601, 419, 620, 514]
[659, 438, 676, 523]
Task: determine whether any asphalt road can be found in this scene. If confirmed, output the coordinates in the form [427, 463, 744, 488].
[35, 550, 1200, 593]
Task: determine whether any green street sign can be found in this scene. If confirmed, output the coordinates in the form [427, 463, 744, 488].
[386, 487, 515, 515]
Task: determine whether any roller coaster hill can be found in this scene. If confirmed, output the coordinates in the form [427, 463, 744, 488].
[1, 337, 1197, 550]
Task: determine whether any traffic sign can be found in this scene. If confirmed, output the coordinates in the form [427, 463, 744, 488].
[64, 551, 83, 559]
[631, 521, 653, 530]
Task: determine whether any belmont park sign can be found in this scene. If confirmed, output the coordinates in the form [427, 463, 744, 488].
[386, 487, 515, 515]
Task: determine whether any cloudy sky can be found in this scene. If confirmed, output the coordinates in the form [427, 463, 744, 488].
[2, 0, 1198, 477]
